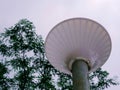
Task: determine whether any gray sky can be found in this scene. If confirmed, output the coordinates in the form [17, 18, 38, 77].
[0, 0, 120, 89]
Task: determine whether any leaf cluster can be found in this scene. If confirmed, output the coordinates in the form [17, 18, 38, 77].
[0, 19, 118, 90]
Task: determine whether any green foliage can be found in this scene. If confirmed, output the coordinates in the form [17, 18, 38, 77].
[89, 68, 118, 90]
[57, 68, 119, 90]
[0, 62, 12, 90]
[0, 19, 56, 90]
[57, 72, 73, 90]
[0, 62, 8, 90]
[0, 19, 118, 90]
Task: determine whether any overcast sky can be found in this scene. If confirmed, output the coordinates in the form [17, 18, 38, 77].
[0, 0, 120, 89]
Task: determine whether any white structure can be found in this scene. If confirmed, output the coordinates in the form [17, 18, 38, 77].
[45, 18, 111, 74]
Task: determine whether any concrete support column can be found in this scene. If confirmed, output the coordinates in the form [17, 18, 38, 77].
[72, 59, 90, 90]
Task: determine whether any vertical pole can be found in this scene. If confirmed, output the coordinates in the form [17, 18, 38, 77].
[72, 59, 90, 90]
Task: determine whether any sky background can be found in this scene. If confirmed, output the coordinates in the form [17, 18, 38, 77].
[0, 0, 120, 89]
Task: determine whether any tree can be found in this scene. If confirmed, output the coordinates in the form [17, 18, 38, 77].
[0, 19, 56, 90]
[0, 62, 10, 90]
[0, 19, 118, 90]
[89, 68, 118, 90]
[57, 68, 118, 90]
